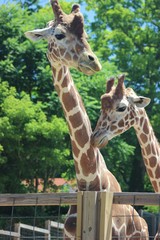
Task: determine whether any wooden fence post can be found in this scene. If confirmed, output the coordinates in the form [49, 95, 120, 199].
[76, 191, 83, 240]
[97, 191, 113, 240]
[14, 223, 20, 240]
[76, 191, 113, 240]
[45, 220, 51, 240]
[76, 191, 98, 240]
[82, 191, 98, 240]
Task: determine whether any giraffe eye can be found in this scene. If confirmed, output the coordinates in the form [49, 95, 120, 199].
[117, 106, 126, 112]
[55, 34, 65, 40]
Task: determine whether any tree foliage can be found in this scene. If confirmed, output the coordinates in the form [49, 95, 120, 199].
[0, 0, 159, 194]
[0, 80, 71, 193]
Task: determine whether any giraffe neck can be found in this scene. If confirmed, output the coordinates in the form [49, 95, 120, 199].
[134, 110, 160, 192]
[51, 65, 121, 192]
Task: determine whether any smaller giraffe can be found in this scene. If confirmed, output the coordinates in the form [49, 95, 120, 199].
[91, 74, 160, 193]
[155, 224, 160, 240]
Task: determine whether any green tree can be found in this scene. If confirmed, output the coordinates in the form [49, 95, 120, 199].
[0, 81, 72, 193]
[16, 0, 41, 12]
[0, 4, 52, 96]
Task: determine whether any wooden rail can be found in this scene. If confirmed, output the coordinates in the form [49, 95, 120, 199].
[113, 192, 160, 205]
[0, 192, 159, 206]
[0, 192, 159, 240]
[0, 192, 77, 206]
[0, 230, 20, 238]
[13, 221, 64, 240]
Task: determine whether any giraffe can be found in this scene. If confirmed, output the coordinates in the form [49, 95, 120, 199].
[25, 1, 148, 239]
[155, 224, 160, 240]
[91, 74, 160, 194]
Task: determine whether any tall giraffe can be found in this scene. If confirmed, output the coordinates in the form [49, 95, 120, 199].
[91, 74, 160, 193]
[25, 1, 148, 239]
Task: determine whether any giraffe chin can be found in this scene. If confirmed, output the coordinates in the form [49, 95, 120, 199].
[91, 136, 109, 149]
[78, 65, 97, 76]
[97, 138, 109, 149]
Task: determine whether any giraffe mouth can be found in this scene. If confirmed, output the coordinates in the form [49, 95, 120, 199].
[97, 136, 108, 148]
[78, 65, 97, 75]
[78, 52, 102, 75]
[91, 134, 109, 149]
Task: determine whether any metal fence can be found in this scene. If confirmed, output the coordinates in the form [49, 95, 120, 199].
[0, 192, 159, 239]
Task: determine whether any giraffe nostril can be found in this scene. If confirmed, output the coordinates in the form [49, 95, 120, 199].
[88, 55, 95, 61]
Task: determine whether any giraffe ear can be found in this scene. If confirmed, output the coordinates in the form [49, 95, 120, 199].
[25, 26, 52, 41]
[129, 96, 151, 108]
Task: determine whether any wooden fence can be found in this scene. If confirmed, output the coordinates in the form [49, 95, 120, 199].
[0, 192, 159, 239]
[0, 220, 64, 239]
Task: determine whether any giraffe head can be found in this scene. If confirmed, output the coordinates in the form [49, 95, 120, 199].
[91, 74, 151, 148]
[25, 0, 101, 75]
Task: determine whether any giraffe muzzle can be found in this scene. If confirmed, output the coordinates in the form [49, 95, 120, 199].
[91, 131, 109, 148]
[78, 52, 102, 75]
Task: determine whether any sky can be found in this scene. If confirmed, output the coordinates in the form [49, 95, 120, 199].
[0, 0, 95, 22]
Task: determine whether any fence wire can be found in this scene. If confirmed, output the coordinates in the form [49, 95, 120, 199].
[0, 195, 65, 240]
[0, 193, 159, 239]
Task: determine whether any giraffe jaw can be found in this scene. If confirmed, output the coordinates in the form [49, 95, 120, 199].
[91, 133, 109, 149]
[78, 65, 97, 75]
[78, 53, 102, 75]
[78, 61, 102, 75]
